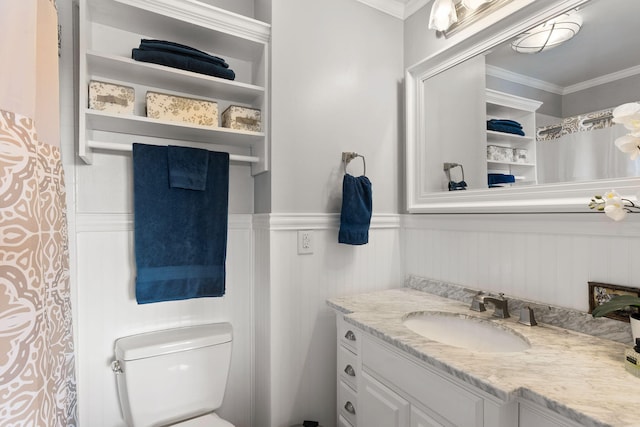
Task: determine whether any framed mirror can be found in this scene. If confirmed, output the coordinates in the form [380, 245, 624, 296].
[406, 0, 640, 213]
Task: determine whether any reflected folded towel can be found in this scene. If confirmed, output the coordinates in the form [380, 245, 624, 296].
[487, 119, 525, 136]
[339, 174, 372, 245]
[132, 48, 236, 80]
[139, 39, 229, 68]
[168, 145, 209, 191]
[488, 119, 522, 128]
[133, 143, 229, 304]
[488, 173, 515, 186]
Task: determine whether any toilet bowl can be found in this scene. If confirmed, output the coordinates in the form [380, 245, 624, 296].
[113, 323, 235, 427]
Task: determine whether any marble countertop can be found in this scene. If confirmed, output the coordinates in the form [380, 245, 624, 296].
[328, 288, 640, 427]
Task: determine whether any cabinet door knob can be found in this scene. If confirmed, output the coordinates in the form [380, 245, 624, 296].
[344, 330, 356, 341]
[344, 401, 356, 415]
[344, 364, 356, 377]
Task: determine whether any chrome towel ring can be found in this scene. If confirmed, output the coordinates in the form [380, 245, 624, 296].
[342, 151, 366, 176]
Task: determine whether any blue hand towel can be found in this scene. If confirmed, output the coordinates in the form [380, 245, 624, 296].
[133, 143, 229, 304]
[132, 48, 236, 80]
[168, 145, 209, 191]
[339, 174, 372, 245]
[139, 39, 229, 68]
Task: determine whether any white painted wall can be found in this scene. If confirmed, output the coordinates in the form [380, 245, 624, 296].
[254, 216, 403, 427]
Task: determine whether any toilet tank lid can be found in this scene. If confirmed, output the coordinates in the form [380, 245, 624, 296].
[115, 323, 232, 361]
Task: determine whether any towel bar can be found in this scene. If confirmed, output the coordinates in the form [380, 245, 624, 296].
[87, 140, 259, 163]
[342, 151, 366, 176]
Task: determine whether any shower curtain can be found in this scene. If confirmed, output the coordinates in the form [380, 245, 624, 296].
[0, 0, 77, 425]
[536, 112, 640, 184]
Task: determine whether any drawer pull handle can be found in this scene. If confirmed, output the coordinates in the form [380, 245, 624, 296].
[344, 330, 356, 341]
[344, 401, 356, 415]
[344, 364, 356, 377]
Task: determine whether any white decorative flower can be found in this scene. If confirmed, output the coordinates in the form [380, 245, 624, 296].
[614, 134, 640, 160]
[604, 201, 627, 221]
[612, 102, 640, 131]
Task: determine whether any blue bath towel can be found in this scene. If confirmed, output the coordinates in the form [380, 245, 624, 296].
[139, 39, 229, 68]
[339, 174, 372, 245]
[133, 144, 229, 304]
[132, 48, 236, 80]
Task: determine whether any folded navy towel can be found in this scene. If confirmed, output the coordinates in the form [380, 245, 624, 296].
[339, 174, 372, 245]
[488, 119, 522, 128]
[133, 143, 229, 304]
[132, 48, 236, 80]
[488, 173, 515, 186]
[486, 122, 525, 136]
[168, 145, 209, 191]
[140, 39, 229, 68]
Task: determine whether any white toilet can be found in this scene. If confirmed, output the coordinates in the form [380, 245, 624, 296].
[112, 323, 235, 427]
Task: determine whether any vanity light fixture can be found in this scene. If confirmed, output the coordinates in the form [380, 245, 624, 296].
[511, 12, 582, 54]
[429, 0, 503, 34]
[461, 0, 492, 11]
[428, 0, 458, 32]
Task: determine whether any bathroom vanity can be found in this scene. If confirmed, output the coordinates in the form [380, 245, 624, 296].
[329, 287, 638, 427]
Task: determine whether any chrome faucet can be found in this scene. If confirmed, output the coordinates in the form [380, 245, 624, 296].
[470, 292, 510, 318]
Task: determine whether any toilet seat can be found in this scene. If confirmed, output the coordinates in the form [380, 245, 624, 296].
[172, 413, 234, 427]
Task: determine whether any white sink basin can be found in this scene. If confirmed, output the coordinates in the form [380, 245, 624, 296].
[403, 312, 530, 353]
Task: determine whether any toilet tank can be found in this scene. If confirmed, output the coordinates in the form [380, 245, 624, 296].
[113, 323, 232, 427]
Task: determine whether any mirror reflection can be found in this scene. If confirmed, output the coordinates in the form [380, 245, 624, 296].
[431, 0, 640, 192]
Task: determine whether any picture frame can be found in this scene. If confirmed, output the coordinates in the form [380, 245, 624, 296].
[588, 281, 640, 322]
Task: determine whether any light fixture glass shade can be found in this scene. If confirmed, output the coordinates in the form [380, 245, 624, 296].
[428, 0, 458, 32]
[511, 13, 582, 54]
[461, 0, 491, 11]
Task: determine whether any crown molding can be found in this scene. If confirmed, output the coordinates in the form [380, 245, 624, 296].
[486, 64, 564, 95]
[355, 0, 429, 19]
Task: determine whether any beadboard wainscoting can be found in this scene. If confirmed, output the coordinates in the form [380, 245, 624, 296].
[74, 213, 254, 427]
[253, 214, 403, 427]
[402, 213, 640, 312]
[74, 213, 402, 427]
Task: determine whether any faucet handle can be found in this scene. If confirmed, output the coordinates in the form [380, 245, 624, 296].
[518, 306, 537, 326]
[470, 291, 486, 312]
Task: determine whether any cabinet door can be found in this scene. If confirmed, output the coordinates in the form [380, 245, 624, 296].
[360, 371, 410, 427]
[411, 406, 445, 427]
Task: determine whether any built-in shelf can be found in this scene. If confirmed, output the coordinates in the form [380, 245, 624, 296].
[86, 51, 265, 104]
[78, 0, 271, 175]
[85, 109, 264, 146]
[487, 160, 535, 167]
[485, 89, 542, 187]
[486, 130, 534, 144]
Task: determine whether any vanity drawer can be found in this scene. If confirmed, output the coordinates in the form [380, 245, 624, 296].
[338, 345, 358, 390]
[338, 317, 360, 353]
[338, 380, 357, 426]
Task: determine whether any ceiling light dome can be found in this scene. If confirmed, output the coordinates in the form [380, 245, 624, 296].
[511, 13, 582, 54]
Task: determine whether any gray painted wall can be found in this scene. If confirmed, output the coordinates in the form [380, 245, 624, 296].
[270, 0, 404, 214]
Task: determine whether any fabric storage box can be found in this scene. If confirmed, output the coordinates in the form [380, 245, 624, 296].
[146, 91, 218, 127]
[514, 148, 528, 163]
[486, 145, 514, 162]
[221, 105, 261, 132]
[88, 80, 135, 114]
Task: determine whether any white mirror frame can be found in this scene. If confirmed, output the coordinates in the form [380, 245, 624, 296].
[406, 0, 640, 213]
